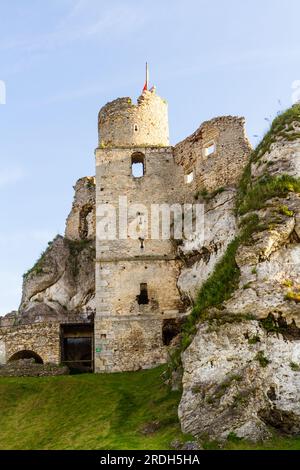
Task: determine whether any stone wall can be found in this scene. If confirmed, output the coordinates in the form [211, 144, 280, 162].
[65, 176, 95, 241]
[0, 340, 5, 364]
[0, 359, 69, 377]
[95, 139, 186, 371]
[95, 146, 185, 259]
[94, 317, 169, 372]
[0, 323, 61, 364]
[98, 90, 169, 148]
[174, 116, 252, 193]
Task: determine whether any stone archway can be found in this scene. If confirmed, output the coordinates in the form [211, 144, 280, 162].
[8, 350, 44, 364]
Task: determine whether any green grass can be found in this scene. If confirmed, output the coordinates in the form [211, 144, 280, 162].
[254, 351, 271, 368]
[1, 367, 300, 450]
[237, 174, 300, 215]
[204, 435, 300, 450]
[252, 104, 300, 163]
[0, 366, 187, 450]
[183, 239, 240, 335]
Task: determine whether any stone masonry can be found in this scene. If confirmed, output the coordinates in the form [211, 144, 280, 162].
[0, 323, 60, 365]
[94, 88, 251, 372]
[0, 86, 251, 374]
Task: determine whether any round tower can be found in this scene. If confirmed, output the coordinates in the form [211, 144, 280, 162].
[98, 90, 169, 148]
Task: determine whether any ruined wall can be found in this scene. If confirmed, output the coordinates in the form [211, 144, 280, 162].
[96, 260, 183, 317]
[0, 92, 254, 375]
[94, 317, 168, 372]
[65, 176, 95, 241]
[0, 323, 61, 364]
[95, 259, 183, 372]
[174, 116, 252, 193]
[98, 90, 169, 148]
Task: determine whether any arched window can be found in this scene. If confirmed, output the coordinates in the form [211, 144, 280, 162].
[131, 152, 145, 178]
[8, 350, 43, 364]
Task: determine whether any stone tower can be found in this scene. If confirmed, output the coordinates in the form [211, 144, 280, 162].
[94, 89, 185, 372]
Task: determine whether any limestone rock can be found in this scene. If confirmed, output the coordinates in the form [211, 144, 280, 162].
[178, 108, 300, 442]
[19, 238, 95, 323]
[16, 177, 96, 325]
[177, 189, 237, 300]
[252, 139, 300, 181]
[179, 320, 300, 441]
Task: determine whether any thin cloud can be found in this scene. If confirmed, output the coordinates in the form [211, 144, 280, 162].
[0, 2, 147, 53]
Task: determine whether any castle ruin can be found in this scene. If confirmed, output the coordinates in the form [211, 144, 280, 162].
[0, 86, 251, 373]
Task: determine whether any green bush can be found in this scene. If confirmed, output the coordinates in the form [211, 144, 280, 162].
[255, 351, 271, 368]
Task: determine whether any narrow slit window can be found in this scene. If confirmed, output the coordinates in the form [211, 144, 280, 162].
[204, 142, 216, 156]
[134, 124, 138, 132]
[137, 283, 149, 305]
[131, 152, 145, 178]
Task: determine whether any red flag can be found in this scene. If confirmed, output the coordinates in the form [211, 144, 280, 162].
[142, 62, 149, 92]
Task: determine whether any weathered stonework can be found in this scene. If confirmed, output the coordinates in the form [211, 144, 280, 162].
[98, 90, 169, 148]
[174, 116, 251, 193]
[0, 323, 60, 364]
[0, 359, 69, 377]
[95, 108, 186, 371]
[0, 86, 251, 374]
[65, 176, 96, 241]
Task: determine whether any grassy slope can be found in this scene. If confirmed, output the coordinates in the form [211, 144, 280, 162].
[1, 366, 300, 450]
[0, 366, 187, 450]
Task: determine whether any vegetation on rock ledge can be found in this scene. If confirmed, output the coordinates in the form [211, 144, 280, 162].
[170, 105, 300, 371]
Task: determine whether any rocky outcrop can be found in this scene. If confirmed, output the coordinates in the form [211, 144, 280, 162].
[179, 318, 300, 441]
[0, 177, 96, 327]
[19, 236, 95, 323]
[178, 105, 300, 443]
[226, 194, 300, 324]
[177, 188, 237, 301]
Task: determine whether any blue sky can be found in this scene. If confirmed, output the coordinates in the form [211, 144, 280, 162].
[0, 0, 299, 315]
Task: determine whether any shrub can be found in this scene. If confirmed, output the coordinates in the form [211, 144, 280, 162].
[255, 351, 271, 368]
[248, 335, 260, 345]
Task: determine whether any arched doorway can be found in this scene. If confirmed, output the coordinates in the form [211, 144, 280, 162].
[8, 350, 43, 364]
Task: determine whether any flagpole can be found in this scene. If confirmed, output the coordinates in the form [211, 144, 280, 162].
[146, 62, 149, 90]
